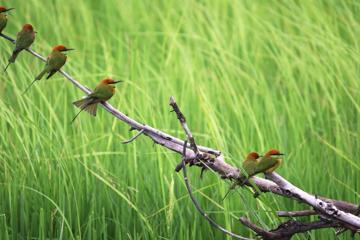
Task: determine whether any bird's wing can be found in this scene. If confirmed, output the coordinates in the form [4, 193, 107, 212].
[242, 160, 258, 176]
[15, 31, 33, 50]
[47, 52, 66, 69]
[90, 85, 113, 101]
[255, 157, 278, 173]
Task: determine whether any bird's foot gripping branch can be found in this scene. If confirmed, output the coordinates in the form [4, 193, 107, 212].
[1, 32, 359, 239]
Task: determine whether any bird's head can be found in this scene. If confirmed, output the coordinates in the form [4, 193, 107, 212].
[100, 78, 123, 85]
[53, 45, 75, 52]
[264, 149, 284, 157]
[246, 152, 261, 161]
[22, 24, 36, 33]
[0, 6, 14, 13]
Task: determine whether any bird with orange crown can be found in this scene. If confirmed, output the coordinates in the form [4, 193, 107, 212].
[4, 23, 36, 72]
[23, 45, 75, 93]
[0, 6, 14, 34]
[71, 78, 122, 123]
[223, 151, 262, 200]
[256, 149, 284, 173]
[223, 149, 284, 200]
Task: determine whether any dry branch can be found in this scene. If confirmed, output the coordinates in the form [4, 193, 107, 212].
[277, 210, 317, 217]
[266, 173, 360, 228]
[239, 217, 338, 240]
[1, 32, 359, 239]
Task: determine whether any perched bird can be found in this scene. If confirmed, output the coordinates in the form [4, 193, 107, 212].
[23, 45, 74, 93]
[4, 23, 36, 72]
[222, 149, 284, 200]
[256, 148, 284, 173]
[71, 78, 122, 123]
[222, 152, 262, 200]
[0, 6, 14, 34]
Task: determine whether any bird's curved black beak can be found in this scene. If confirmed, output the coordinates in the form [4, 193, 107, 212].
[64, 48, 75, 52]
[112, 80, 123, 84]
[275, 153, 285, 156]
[4, 8, 14, 12]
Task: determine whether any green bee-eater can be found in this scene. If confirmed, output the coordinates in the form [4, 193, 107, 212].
[23, 45, 74, 93]
[71, 78, 122, 123]
[0, 6, 14, 34]
[222, 152, 261, 200]
[256, 149, 284, 173]
[222, 149, 284, 200]
[4, 23, 36, 72]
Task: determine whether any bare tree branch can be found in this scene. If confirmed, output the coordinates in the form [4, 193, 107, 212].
[277, 210, 317, 217]
[265, 173, 360, 229]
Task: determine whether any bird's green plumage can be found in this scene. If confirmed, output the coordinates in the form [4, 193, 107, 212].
[35, 50, 67, 80]
[222, 157, 260, 200]
[8, 28, 35, 63]
[0, 13, 7, 33]
[242, 159, 259, 177]
[13, 29, 35, 54]
[72, 81, 117, 122]
[256, 156, 281, 173]
[89, 84, 115, 102]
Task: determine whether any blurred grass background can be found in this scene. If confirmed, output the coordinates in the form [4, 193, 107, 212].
[0, 0, 360, 239]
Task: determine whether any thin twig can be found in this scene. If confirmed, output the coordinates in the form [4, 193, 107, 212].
[122, 129, 144, 144]
[169, 96, 199, 154]
[277, 210, 317, 217]
[181, 141, 251, 240]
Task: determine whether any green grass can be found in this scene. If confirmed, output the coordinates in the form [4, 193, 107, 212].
[0, 0, 360, 239]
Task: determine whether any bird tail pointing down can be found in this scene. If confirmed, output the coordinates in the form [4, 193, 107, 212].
[35, 68, 48, 80]
[4, 50, 20, 72]
[8, 49, 20, 63]
[71, 97, 98, 123]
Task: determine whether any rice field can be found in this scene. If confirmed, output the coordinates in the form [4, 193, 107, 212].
[0, 0, 359, 239]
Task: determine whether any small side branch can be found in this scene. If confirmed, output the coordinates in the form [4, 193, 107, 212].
[169, 96, 199, 154]
[277, 210, 317, 217]
[122, 129, 144, 144]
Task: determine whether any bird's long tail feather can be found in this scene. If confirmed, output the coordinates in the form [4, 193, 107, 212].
[4, 50, 20, 72]
[222, 182, 237, 201]
[8, 50, 20, 63]
[4, 62, 11, 72]
[35, 68, 48, 80]
[71, 97, 97, 123]
[22, 79, 38, 94]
